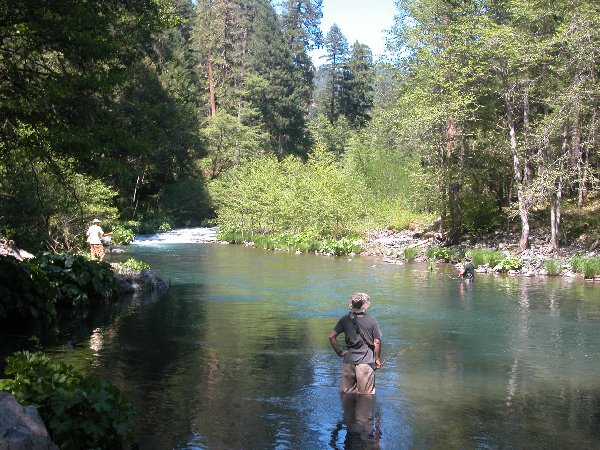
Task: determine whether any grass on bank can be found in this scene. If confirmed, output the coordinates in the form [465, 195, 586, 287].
[542, 259, 563, 276]
[570, 255, 600, 279]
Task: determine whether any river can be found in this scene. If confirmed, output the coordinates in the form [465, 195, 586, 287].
[6, 229, 600, 449]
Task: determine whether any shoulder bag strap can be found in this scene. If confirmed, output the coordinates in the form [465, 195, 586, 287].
[349, 313, 374, 351]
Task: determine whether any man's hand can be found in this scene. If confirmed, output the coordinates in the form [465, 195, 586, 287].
[375, 358, 382, 369]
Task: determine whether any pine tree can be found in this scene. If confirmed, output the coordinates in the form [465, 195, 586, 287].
[321, 24, 349, 124]
[343, 41, 374, 127]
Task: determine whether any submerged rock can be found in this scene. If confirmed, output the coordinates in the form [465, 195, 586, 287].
[0, 393, 58, 450]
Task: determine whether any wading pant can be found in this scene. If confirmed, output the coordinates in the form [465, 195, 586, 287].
[340, 363, 375, 394]
[90, 244, 105, 261]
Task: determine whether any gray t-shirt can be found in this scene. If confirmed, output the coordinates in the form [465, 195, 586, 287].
[334, 313, 382, 364]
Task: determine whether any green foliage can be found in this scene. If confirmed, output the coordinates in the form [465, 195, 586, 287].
[0, 351, 134, 450]
[199, 109, 266, 179]
[543, 259, 562, 276]
[115, 258, 151, 272]
[319, 236, 363, 256]
[470, 248, 504, 268]
[570, 255, 600, 279]
[426, 246, 451, 262]
[158, 222, 172, 231]
[469, 248, 521, 272]
[308, 114, 352, 157]
[461, 190, 503, 235]
[35, 253, 119, 309]
[161, 178, 211, 227]
[210, 147, 367, 239]
[0, 154, 119, 252]
[404, 247, 420, 261]
[111, 225, 136, 245]
[219, 231, 363, 256]
[0, 256, 57, 323]
[497, 254, 522, 272]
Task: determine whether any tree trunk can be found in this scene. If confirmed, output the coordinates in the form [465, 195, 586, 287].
[208, 57, 216, 117]
[509, 118, 530, 252]
[548, 130, 566, 253]
[132, 169, 146, 218]
[523, 89, 534, 185]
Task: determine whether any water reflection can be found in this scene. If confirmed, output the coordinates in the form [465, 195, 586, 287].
[330, 394, 381, 449]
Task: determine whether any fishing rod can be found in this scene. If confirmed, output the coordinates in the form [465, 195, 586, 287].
[377, 343, 420, 369]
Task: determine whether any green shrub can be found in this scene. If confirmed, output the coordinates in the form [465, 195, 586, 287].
[470, 248, 504, 267]
[158, 222, 172, 231]
[498, 254, 521, 271]
[35, 253, 119, 309]
[461, 190, 503, 234]
[404, 247, 420, 261]
[209, 149, 366, 238]
[319, 236, 363, 255]
[0, 351, 134, 450]
[570, 255, 600, 279]
[115, 258, 150, 272]
[218, 231, 362, 256]
[0, 256, 57, 323]
[111, 225, 135, 245]
[543, 259, 562, 276]
[426, 246, 451, 262]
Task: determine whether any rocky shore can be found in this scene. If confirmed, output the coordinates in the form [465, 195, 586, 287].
[362, 228, 600, 280]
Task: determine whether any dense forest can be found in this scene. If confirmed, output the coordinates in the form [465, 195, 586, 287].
[1, 0, 598, 254]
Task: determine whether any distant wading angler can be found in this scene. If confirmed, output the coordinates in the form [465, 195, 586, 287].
[86, 218, 111, 262]
[328, 293, 382, 394]
[460, 256, 475, 282]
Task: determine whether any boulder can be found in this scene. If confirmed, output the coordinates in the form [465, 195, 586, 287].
[0, 393, 58, 450]
[112, 267, 169, 292]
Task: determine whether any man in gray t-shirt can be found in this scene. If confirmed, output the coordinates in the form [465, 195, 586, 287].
[328, 293, 382, 394]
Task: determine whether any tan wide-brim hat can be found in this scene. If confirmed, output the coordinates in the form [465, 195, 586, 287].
[349, 292, 370, 313]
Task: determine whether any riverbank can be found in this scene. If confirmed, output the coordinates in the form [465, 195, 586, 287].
[362, 227, 600, 280]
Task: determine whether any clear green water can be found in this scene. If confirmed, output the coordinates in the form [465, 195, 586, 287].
[16, 243, 600, 448]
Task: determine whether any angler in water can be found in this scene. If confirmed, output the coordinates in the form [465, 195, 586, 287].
[328, 293, 382, 394]
[459, 255, 475, 282]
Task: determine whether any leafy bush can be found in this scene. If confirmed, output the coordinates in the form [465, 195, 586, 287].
[497, 254, 521, 271]
[0, 256, 57, 323]
[115, 258, 150, 272]
[161, 178, 211, 227]
[319, 236, 363, 255]
[570, 255, 600, 279]
[470, 248, 504, 267]
[158, 222, 172, 231]
[210, 148, 367, 238]
[35, 253, 119, 309]
[219, 231, 363, 256]
[110, 225, 135, 245]
[461, 190, 503, 234]
[0, 351, 134, 450]
[404, 247, 420, 261]
[543, 259, 562, 276]
[426, 246, 451, 262]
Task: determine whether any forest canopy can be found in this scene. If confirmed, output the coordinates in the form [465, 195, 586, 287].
[0, 0, 598, 253]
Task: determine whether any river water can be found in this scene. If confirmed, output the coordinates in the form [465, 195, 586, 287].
[10, 230, 600, 449]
